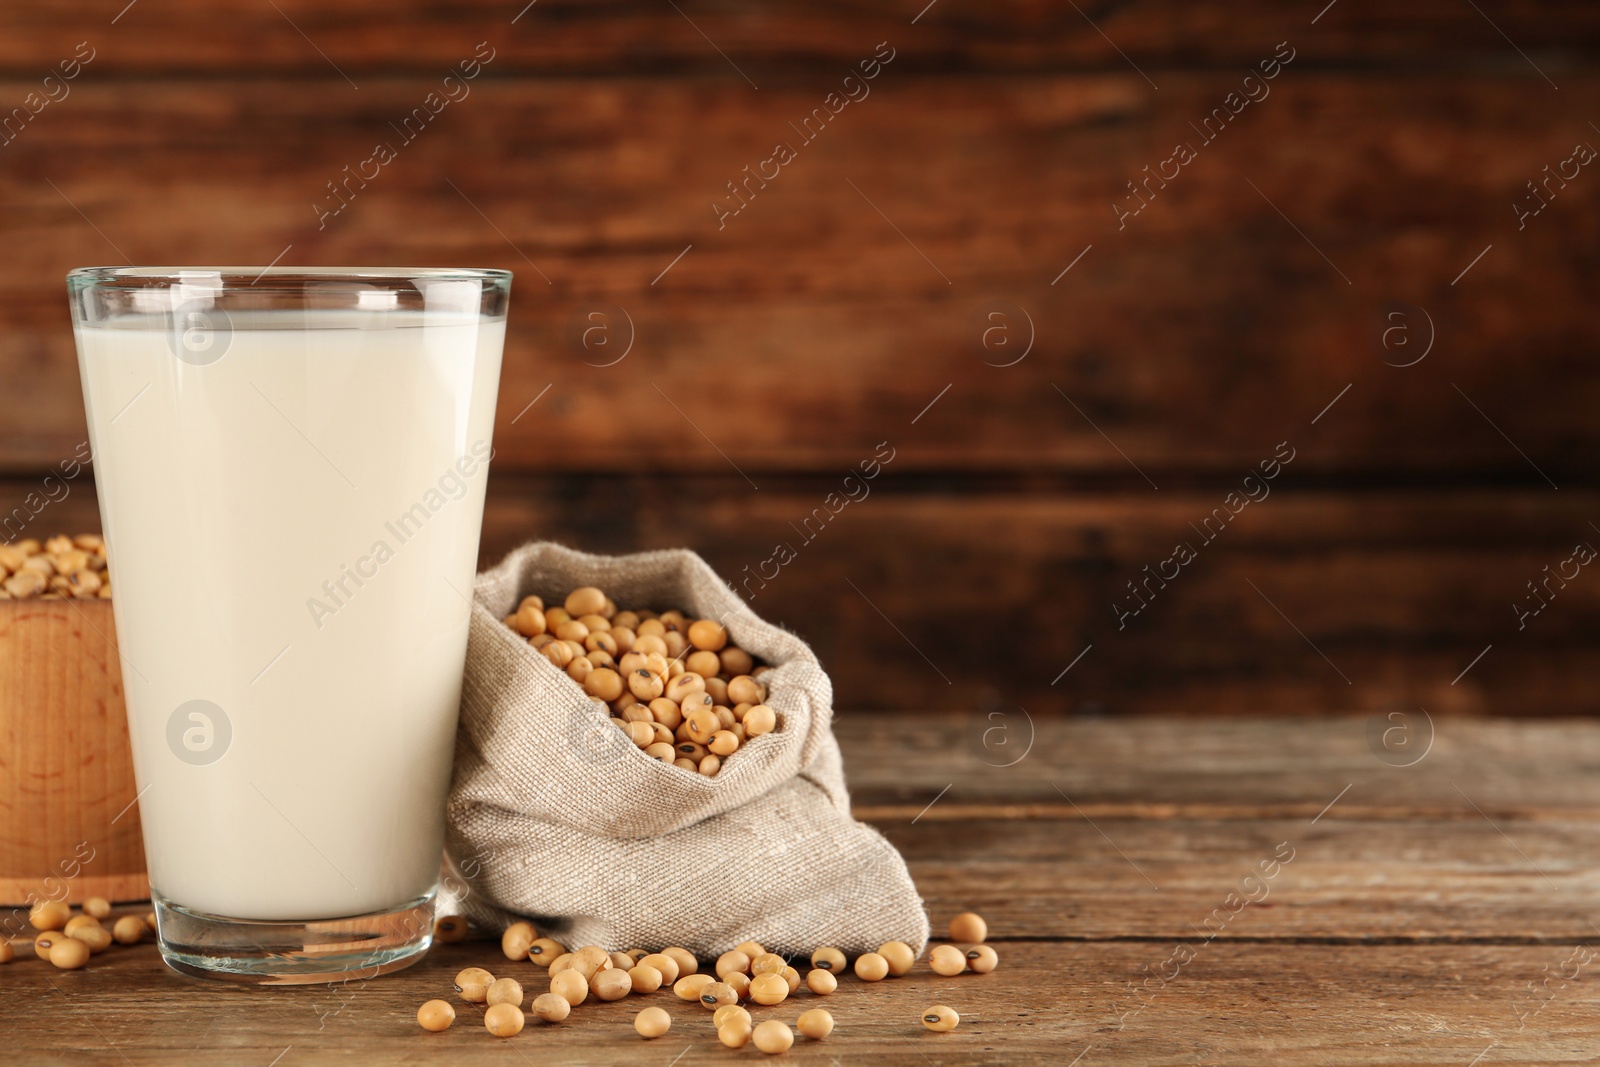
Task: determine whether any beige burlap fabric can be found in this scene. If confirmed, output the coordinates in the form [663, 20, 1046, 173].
[439, 542, 928, 956]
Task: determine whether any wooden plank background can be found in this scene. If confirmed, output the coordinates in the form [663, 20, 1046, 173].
[1, 1, 1595, 714]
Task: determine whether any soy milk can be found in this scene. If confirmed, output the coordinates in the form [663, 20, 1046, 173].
[76, 310, 503, 920]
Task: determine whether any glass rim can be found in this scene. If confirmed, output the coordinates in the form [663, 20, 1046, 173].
[67, 266, 513, 290]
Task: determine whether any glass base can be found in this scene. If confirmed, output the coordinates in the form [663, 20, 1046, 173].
[153, 889, 436, 985]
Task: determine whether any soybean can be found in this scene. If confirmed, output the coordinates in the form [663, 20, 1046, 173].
[49, 937, 90, 970]
[878, 940, 916, 976]
[688, 619, 727, 651]
[714, 1004, 751, 1029]
[928, 947, 960, 979]
[662, 946, 699, 976]
[527, 937, 566, 966]
[674, 973, 715, 1001]
[29, 900, 70, 932]
[716, 950, 751, 978]
[806, 968, 837, 995]
[71, 925, 112, 954]
[854, 952, 890, 981]
[797, 1007, 835, 1040]
[665, 673, 706, 705]
[628, 963, 664, 993]
[434, 915, 468, 943]
[686, 650, 722, 678]
[569, 953, 604, 979]
[719, 1019, 753, 1048]
[966, 945, 999, 973]
[700, 981, 739, 1010]
[83, 897, 111, 920]
[630, 670, 664, 701]
[550, 969, 590, 1006]
[744, 705, 777, 736]
[811, 946, 846, 972]
[112, 916, 145, 944]
[640, 952, 681, 984]
[487, 978, 525, 1008]
[923, 1005, 960, 1032]
[748, 972, 788, 1006]
[930, 944, 967, 976]
[750, 952, 786, 975]
[752, 1020, 795, 1054]
[565, 587, 606, 616]
[455, 967, 496, 1002]
[417, 1000, 455, 1032]
[502, 921, 536, 960]
[650, 699, 683, 730]
[686, 709, 719, 744]
[532, 992, 571, 1022]
[585, 667, 624, 702]
[634, 1005, 672, 1038]
[64, 915, 101, 938]
[484, 1003, 525, 1038]
[949, 912, 988, 943]
[593, 968, 633, 1001]
[727, 675, 763, 705]
[513, 603, 546, 637]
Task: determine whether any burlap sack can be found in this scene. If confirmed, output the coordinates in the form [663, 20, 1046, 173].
[439, 542, 928, 957]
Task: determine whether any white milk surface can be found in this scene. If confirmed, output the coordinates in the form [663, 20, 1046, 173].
[77, 312, 503, 920]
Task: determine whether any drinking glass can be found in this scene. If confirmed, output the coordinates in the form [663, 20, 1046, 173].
[68, 267, 509, 982]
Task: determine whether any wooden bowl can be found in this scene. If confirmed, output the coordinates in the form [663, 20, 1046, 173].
[0, 598, 147, 905]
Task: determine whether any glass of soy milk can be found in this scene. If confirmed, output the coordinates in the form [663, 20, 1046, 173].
[68, 267, 509, 983]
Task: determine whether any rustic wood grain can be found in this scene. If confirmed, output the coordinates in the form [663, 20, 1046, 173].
[478, 483, 1600, 716]
[0, 1, 1595, 75]
[7, 478, 1599, 715]
[836, 714, 1600, 814]
[3, 717, 1595, 1064]
[0, 600, 144, 906]
[5, 939, 1596, 1066]
[0, 77, 1596, 475]
[886, 817, 1600, 942]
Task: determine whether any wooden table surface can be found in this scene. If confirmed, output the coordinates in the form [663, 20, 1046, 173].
[6, 713, 1597, 1066]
